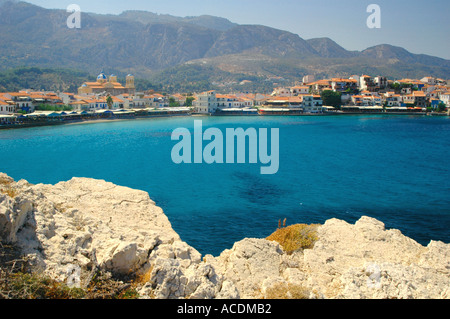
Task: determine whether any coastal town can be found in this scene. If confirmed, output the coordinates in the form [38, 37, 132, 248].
[0, 71, 449, 128]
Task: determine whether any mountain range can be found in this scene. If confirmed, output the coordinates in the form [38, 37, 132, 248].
[0, 0, 448, 92]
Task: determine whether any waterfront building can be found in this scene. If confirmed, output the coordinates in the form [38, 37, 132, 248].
[128, 93, 150, 109]
[216, 94, 254, 108]
[4, 92, 32, 113]
[383, 92, 403, 107]
[68, 100, 89, 111]
[0, 98, 13, 115]
[81, 97, 108, 111]
[351, 92, 382, 107]
[263, 96, 303, 109]
[430, 98, 442, 109]
[193, 91, 218, 114]
[235, 93, 270, 107]
[233, 96, 254, 108]
[440, 92, 450, 107]
[413, 91, 427, 108]
[216, 94, 239, 108]
[262, 95, 323, 113]
[0, 91, 68, 114]
[150, 94, 169, 108]
[401, 91, 428, 107]
[402, 94, 415, 105]
[30, 92, 64, 108]
[302, 95, 323, 113]
[0, 94, 16, 114]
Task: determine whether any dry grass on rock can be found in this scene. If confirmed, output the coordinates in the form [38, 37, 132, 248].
[264, 282, 310, 299]
[266, 223, 319, 255]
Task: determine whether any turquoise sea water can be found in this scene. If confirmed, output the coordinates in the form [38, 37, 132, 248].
[1, 115, 449, 256]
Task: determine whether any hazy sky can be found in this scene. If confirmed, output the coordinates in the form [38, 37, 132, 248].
[25, 0, 450, 59]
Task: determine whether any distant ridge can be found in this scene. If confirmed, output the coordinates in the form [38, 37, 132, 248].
[307, 37, 358, 58]
[361, 44, 448, 66]
[0, 0, 18, 5]
[0, 1, 448, 91]
[119, 10, 237, 31]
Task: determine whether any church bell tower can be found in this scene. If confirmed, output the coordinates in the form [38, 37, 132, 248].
[125, 74, 135, 95]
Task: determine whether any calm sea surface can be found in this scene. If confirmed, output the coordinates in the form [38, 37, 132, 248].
[1, 115, 449, 256]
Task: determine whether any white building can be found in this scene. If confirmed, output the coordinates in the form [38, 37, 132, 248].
[58, 93, 77, 105]
[68, 100, 89, 111]
[420, 77, 436, 85]
[302, 95, 323, 113]
[402, 94, 415, 105]
[70, 97, 109, 111]
[331, 78, 358, 92]
[3, 93, 33, 113]
[440, 92, 450, 106]
[0, 99, 14, 115]
[194, 91, 218, 114]
[383, 92, 403, 107]
[290, 86, 310, 95]
[216, 94, 238, 108]
[359, 75, 375, 91]
[271, 87, 292, 97]
[374, 76, 388, 90]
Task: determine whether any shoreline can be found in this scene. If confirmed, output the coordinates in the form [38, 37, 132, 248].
[0, 111, 448, 131]
[64, 117, 138, 126]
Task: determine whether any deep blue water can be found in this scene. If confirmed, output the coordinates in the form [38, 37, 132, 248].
[1, 115, 449, 256]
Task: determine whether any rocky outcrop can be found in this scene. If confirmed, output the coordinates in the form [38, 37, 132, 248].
[0, 173, 238, 299]
[1, 173, 449, 299]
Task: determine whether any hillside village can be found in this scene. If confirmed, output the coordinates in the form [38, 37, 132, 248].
[1, 72, 449, 126]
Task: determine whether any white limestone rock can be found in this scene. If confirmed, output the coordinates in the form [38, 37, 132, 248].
[0, 174, 238, 299]
[0, 176, 178, 277]
[1, 173, 449, 300]
[208, 238, 286, 298]
[140, 240, 237, 299]
[299, 216, 449, 299]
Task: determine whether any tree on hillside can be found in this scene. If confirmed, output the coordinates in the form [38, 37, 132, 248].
[321, 90, 342, 109]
